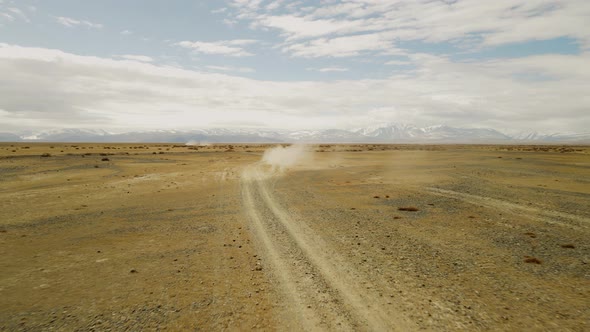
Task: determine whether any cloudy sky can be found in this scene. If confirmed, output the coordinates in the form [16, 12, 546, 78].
[1, 0, 589, 134]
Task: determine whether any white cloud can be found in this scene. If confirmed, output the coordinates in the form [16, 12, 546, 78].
[308, 67, 349, 72]
[231, 0, 264, 12]
[481, 3, 590, 48]
[7, 7, 29, 22]
[120, 30, 133, 35]
[256, 14, 368, 40]
[285, 33, 401, 58]
[55, 16, 103, 29]
[265, 1, 285, 11]
[116, 55, 153, 62]
[206, 65, 255, 73]
[226, 39, 258, 45]
[229, 0, 590, 57]
[1, 5, 31, 23]
[0, 44, 588, 133]
[385, 60, 411, 66]
[0, 12, 13, 21]
[211, 7, 227, 14]
[222, 18, 238, 27]
[175, 39, 257, 57]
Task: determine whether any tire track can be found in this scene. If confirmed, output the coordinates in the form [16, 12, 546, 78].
[241, 163, 411, 331]
[241, 167, 325, 331]
[426, 187, 590, 229]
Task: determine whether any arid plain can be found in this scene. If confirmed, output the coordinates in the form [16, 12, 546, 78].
[1, 143, 589, 331]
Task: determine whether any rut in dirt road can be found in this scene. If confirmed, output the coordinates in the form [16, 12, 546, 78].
[426, 187, 590, 230]
[241, 163, 411, 331]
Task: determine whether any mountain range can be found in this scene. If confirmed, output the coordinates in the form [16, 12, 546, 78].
[1, 124, 589, 144]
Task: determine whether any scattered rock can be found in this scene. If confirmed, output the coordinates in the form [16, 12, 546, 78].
[398, 206, 419, 212]
[524, 257, 542, 264]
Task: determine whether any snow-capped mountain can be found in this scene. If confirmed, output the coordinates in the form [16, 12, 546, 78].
[512, 132, 590, 143]
[420, 125, 511, 141]
[19, 128, 112, 141]
[353, 123, 425, 139]
[1, 124, 588, 143]
[352, 124, 511, 141]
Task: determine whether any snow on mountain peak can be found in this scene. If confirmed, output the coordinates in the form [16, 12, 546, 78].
[3, 124, 588, 143]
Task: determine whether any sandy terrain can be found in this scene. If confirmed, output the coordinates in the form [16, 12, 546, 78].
[1, 143, 589, 331]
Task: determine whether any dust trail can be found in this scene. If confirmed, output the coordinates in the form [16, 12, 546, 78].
[185, 140, 210, 146]
[261, 144, 312, 173]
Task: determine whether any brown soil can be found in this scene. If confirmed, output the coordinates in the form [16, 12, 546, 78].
[1, 143, 589, 331]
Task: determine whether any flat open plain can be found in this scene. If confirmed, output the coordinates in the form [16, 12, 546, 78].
[1, 143, 589, 331]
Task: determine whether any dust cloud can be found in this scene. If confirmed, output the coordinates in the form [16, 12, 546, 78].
[186, 140, 210, 146]
[261, 144, 312, 172]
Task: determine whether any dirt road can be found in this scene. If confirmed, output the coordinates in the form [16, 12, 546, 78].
[242, 162, 412, 331]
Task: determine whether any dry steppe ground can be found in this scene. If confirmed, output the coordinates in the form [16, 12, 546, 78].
[0, 143, 588, 331]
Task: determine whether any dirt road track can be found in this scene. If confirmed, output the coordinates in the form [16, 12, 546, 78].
[241, 163, 413, 331]
[426, 187, 590, 229]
